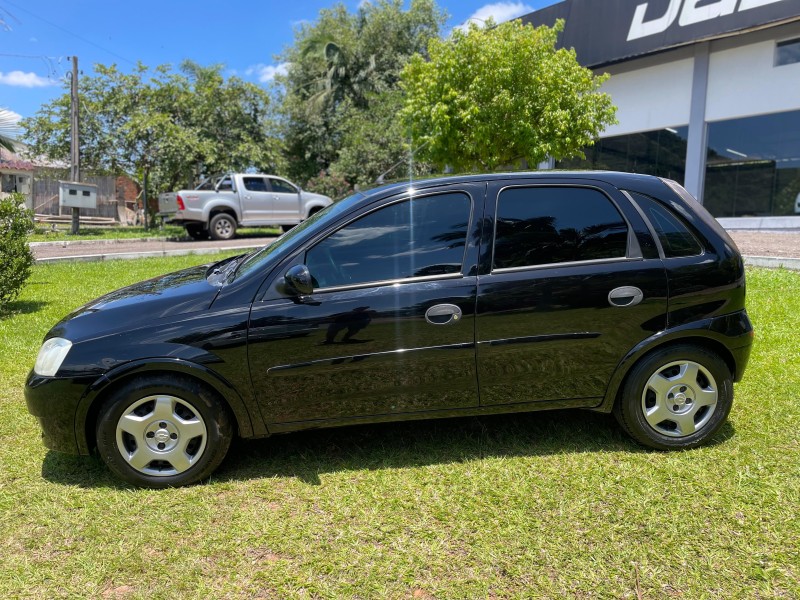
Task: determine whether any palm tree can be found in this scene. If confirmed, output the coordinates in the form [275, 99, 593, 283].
[301, 34, 376, 111]
[0, 108, 19, 152]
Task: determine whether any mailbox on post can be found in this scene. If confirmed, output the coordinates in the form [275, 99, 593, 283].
[59, 181, 98, 209]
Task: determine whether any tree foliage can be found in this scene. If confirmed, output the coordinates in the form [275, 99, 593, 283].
[0, 193, 34, 309]
[278, 0, 445, 185]
[21, 62, 280, 193]
[401, 19, 617, 172]
[0, 108, 18, 152]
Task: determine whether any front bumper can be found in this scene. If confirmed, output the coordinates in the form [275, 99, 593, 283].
[25, 372, 93, 455]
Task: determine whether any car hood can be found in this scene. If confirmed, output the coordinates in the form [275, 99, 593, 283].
[50, 264, 220, 342]
[301, 190, 332, 203]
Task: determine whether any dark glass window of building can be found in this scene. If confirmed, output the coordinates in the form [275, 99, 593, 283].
[776, 38, 800, 66]
[306, 193, 470, 288]
[493, 187, 628, 269]
[557, 127, 689, 182]
[704, 109, 800, 218]
[629, 192, 702, 258]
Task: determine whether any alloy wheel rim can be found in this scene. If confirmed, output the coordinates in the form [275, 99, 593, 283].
[115, 394, 207, 476]
[641, 360, 718, 438]
[215, 219, 232, 237]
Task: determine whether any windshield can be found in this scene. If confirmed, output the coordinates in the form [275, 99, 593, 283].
[234, 191, 366, 280]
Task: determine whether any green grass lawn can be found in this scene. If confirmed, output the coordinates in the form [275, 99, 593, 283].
[0, 260, 798, 598]
[29, 225, 280, 242]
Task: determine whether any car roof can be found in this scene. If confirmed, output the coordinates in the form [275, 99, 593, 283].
[363, 171, 666, 198]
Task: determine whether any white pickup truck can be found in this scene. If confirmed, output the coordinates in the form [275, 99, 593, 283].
[158, 173, 333, 240]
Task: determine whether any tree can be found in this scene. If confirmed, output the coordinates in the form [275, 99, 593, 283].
[21, 62, 280, 196]
[400, 19, 617, 172]
[278, 0, 445, 185]
[0, 108, 18, 152]
[0, 193, 34, 310]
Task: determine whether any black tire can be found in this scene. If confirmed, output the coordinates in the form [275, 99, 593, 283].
[209, 213, 237, 241]
[613, 344, 733, 450]
[280, 224, 295, 233]
[95, 375, 233, 488]
[185, 224, 208, 240]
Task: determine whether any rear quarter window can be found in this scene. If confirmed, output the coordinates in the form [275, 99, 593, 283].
[629, 192, 703, 258]
[493, 186, 629, 269]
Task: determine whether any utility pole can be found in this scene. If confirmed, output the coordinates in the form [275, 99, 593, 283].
[70, 55, 80, 234]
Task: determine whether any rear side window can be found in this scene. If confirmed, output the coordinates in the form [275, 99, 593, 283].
[630, 192, 703, 258]
[243, 177, 268, 192]
[493, 186, 629, 269]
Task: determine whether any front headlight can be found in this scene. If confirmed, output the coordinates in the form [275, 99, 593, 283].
[34, 338, 73, 377]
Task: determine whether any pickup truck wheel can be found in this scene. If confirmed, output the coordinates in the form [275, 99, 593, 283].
[209, 214, 236, 240]
[280, 224, 295, 233]
[185, 224, 208, 240]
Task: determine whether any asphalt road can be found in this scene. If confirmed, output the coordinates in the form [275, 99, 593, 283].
[31, 235, 278, 262]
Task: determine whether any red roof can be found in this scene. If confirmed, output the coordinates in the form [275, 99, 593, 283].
[0, 148, 36, 172]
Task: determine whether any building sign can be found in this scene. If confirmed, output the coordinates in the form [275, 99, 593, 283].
[522, 0, 800, 67]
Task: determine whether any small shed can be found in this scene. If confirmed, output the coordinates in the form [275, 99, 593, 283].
[0, 148, 35, 208]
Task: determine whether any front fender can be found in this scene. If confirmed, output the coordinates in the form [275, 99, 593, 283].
[74, 358, 262, 454]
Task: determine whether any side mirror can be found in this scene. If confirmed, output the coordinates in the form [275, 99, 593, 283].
[284, 264, 314, 296]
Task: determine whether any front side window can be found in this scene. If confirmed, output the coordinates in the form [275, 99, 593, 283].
[306, 193, 471, 289]
[493, 186, 629, 269]
[629, 192, 703, 258]
[270, 179, 298, 194]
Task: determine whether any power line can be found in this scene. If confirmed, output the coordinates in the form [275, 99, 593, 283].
[2, 0, 136, 66]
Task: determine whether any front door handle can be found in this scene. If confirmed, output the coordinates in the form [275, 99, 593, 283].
[608, 286, 644, 307]
[425, 304, 463, 325]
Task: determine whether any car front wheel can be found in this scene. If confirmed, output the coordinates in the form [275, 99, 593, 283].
[614, 345, 733, 450]
[96, 375, 233, 488]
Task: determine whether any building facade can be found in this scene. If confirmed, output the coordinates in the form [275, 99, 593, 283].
[522, 0, 800, 221]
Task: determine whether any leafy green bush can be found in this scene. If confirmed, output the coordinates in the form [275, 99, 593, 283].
[305, 170, 354, 201]
[0, 193, 34, 309]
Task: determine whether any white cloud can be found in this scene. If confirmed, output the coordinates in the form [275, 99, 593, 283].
[461, 2, 533, 28]
[245, 62, 289, 83]
[5, 109, 22, 124]
[0, 70, 55, 88]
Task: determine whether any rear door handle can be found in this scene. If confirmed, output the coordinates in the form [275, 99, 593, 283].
[608, 286, 644, 307]
[425, 304, 462, 325]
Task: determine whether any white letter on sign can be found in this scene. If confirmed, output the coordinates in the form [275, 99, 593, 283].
[627, 0, 683, 41]
[679, 0, 737, 26]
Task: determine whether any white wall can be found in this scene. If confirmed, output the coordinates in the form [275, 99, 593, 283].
[599, 58, 694, 137]
[706, 37, 800, 122]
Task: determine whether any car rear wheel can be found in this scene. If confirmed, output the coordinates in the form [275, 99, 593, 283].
[209, 214, 236, 240]
[96, 375, 233, 488]
[614, 345, 733, 450]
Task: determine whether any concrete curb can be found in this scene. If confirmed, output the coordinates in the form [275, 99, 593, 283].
[743, 255, 800, 270]
[34, 244, 264, 264]
[30, 237, 172, 247]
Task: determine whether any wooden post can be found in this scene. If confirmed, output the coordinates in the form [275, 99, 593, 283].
[70, 56, 80, 234]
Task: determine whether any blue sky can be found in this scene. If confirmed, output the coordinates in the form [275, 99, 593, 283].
[0, 0, 557, 125]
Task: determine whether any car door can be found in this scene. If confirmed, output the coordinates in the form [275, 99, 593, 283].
[268, 177, 302, 222]
[240, 176, 273, 223]
[476, 178, 669, 407]
[247, 185, 483, 424]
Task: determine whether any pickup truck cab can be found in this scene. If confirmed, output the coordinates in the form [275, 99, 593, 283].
[159, 173, 333, 240]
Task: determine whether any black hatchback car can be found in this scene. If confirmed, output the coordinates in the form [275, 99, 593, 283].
[26, 172, 753, 487]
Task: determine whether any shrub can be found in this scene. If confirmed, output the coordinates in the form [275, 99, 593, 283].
[305, 170, 354, 202]
[0, 193, 35, 309]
